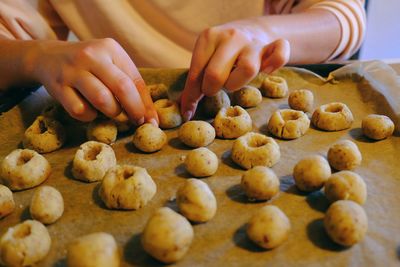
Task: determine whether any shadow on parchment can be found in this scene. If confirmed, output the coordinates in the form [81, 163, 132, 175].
[20, 206, 31, 221]
[92, 183, 107, 209]
[124, 233, 165, 267]
[233, 224, 266, 253]
[221, 150, 243, 171]
[225, 184, 248, 204]
[168, 137, 192, 151]
[349, 128, 376, 143]
[174, 163, 191, 179]
[306, 190, 330, 213]
[52, 258, 67, 267]
[307, 218, 348, 252]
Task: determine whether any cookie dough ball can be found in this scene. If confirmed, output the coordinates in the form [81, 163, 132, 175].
[147, 83, 168, 101]
[325, 171, 367, 205]
[0, 220, 51, 266]
[247, 205, 291, 249]
[312, 102, 354, 131]
[0, 149, 51, 191]
[231, 132, 280, 170]
[185, 148, 218, 177]
[213, 106, 252, 139]
[99, 165, 157, 210]
[30, 186, 64, 224]
[154, 99, 182, 129]
[67, 232, 119, 267]
[142, 207, 194, 263]
[327, 140, 362, 171]
[87, 119, 117, 144]
[132, 123, 167, 153]
[0, 185, 15, 219]
[201, 90, 231, 118]
[72, 141, 116, 182]
[267, 109, 310, 139]
[293, 155, 331, 192]
[288, 89, 314, 112]
[241, 166, 280, 201]
[112, 111, 132, 132]
[324, 200, 368, 246]
[178, 121, 215, 148]
[260, 76, 288, 98]
[362, 114, 395, 140]
[23, 115, 66, 153]
[233, 85, 262, 108]
[177, 178, 217, 223]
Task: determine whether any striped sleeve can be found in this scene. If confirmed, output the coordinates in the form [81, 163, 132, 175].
[309, 0, 366, 60]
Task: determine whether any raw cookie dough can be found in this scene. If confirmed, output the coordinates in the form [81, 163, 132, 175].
[141, 207, 194, 263]
[87, 119, 117, 144]
[231, 132, 280, 170]
[132, 123, 167, 153]
[233, 85, 262, 108]
[147, 83, 168, 101]
[178, 121, 215, 148]
[247, 205, 291, 249]
[99, 165, 157, 210]
[327, 140, 362, 171]
[213, 106, 252, 139]
[0, 185, 15, 219]
[260, 76, 288, 98]
[185, 147, 218, 177]
[0, 149, 51, 191]
[201, 90, 231, 118]
[0, 220, 51, 266]
[72, 141, 117, 182]
[288, 89, 314, 112]
[241, 166, 280, 201]
[293, 155, 331, 192]
[154, 99, 182, 129]
[67, 232, 119, 267]
[112, 111, 132, 132]
[267, 109, 310, 139]
[177, 178, 217, 223]
[30, 186, 64, 224]
[324, 171, 367, 205]
[324, 200, 368, 246]
[23, 115, 66, 153]
[362, 114, 395, 140]
[311, 102, 354, 131]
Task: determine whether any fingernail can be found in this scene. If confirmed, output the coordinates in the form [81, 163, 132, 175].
[183, 111, 193, 122]
[149, 118, 158, 127]
[136, 117, 145, 126]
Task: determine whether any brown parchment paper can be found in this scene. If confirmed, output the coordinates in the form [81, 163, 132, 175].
[0, 62, 399, 267]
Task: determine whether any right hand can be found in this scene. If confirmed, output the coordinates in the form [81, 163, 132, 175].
[28, 38, 158, 125]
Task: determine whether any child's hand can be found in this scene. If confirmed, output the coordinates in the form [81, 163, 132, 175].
[180, 19, 290, 121]
[29, 38, 158, 125]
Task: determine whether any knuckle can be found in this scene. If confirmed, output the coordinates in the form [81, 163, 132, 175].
[204, 67, 223, 86]
[91, 90, 109, 108]
[74, 45, 95, 63]
[201, 27, 218, 40]
[239, 61, 258, 77]
[114, 76, 133, 96]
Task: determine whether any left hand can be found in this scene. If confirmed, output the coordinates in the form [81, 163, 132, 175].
[180, 19, 290, 121]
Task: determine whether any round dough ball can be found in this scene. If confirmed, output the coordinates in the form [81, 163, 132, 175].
[324, 200, 368, 246]
[154, 99, 182, 129]
[185, 148, 218, 177]
[67, 232, 119, 267]
[233, 85, 262, 108]
[293, 155, 331, 192]
[141, 207, 194, 263]
[231, 132, 280, 170]
[241, 166, 280, 201]
[30, 186, 64, 224]
[72, 141, 117, 182]
[177, 178, 217, 223]
[288, 89, 314, 112]
[260, 76, 288, 98]
[311, 102, 354, 131]
[267, 109, 310, 139]
[23, 115, 66, 153]
[178, 121, 215, 148]
[87, 119, 117, 144]
[147, 83, 168, 101]
[201, 90, 231, 118]
[112, 111, 132, 132]
[247, 205, 291, 249]
[0, 220, 51, 266]
[362, 114, 395, 140]
[99, 165, 157, 210]
[0, 149, 51, 191]
[327, 140, 362, 171]
[213, 106, 252, 139]
[324, 171, 367, 205]
[0, 185, 15, 219]
[132, 123, 167, 153]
